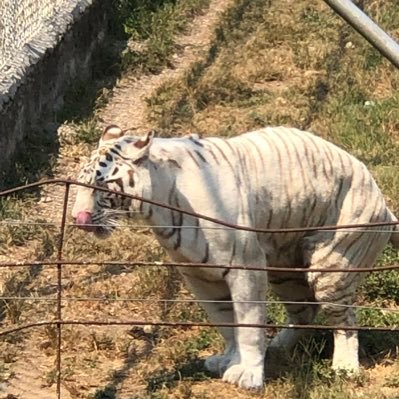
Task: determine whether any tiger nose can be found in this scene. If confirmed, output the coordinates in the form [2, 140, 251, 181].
[74, 211, 95, 232]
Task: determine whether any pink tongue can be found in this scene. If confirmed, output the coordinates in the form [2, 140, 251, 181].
[75, 211, 94, 231]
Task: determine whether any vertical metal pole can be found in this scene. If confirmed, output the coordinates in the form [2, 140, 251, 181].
[324, 0, 399, 69]
[56, 182, 70, 399]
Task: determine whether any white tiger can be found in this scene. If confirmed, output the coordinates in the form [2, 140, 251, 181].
[72, 125, 399, 390]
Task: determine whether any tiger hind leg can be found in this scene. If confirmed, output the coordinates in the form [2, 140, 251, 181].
[307, 207, 393, 373]
[310, 252, 368, 373]
[324, 305, 359, 372]
[316, 273, 359, 374]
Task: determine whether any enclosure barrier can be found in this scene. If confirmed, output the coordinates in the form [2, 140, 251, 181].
[1, 179, 399, 398]
[0, 0, 111, 174]
[324, 0, 399, 69]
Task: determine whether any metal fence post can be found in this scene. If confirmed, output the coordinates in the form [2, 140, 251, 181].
[324, 0, 399, 69]
[56, 182, 70, 399]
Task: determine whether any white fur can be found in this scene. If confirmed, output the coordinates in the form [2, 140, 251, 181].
[72, 127, 399, 390]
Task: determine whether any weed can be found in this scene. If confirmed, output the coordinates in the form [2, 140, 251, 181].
[91, 332, 116, 351]
[0, 363, 14, 383]
[384, 373, 399, 388]
[75, 120, 102, 145]
[358, 247, 399, 302]
[266, 293, 288, 325]
[88, 385, 117, 399]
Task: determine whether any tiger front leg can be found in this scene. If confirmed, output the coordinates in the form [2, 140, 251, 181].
[180, 272, 237, 376]
[222, 268, 267, 390]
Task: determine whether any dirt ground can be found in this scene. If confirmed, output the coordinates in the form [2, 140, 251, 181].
[1, 1, 399, 398]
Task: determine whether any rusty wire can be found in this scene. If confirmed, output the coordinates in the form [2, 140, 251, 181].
[1, 319, 399, 339]
[5, 218, 399, 235]
[1, 179, 399, 398]
[1, 259, 399, 273]
[2, 179, 399, 233]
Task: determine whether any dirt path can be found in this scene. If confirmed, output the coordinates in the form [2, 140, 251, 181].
[98, 0, 231, 132]
[1, 1, 232, 398]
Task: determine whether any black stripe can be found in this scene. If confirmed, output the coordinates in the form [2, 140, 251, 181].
[275, 132, 294, 229]
[110, 147, 121, 156]
[111, 167, 119, 176]
[202, 243, 209, 263]
[269, 276, 308, 286]
[316, 272, 358, 294]
[107, 177, 124, 192]
[218, 304, 234, 312]
[224, 140, 242, 187]
[334, 177, 345, 210]
[266, 209, 273, 229]
[186, 149, 200, 167]
[173, 196, 183, 250]
[189, 136, 204, 147]
[222, 269, 230, 278]
[194, 217, 200, 240]
[195, 150, 207, 163]
[357, 166, 367, 202]
[207, 139, 236, 175]
[132, 155, 149, 166]
[127, 170, 134, 187]
[205, 148, 220, 164]
[314, 231, 359, 267]
[167, 159, 182, 169]
[243, 137, 262, 202]
[229, 240, 236, 264]
[323, 144, 334, 176]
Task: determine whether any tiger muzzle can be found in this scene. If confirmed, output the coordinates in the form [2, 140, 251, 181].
[75, 211, 95, 232]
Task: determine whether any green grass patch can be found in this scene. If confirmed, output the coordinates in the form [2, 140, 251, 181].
[117, 0, 210, 73]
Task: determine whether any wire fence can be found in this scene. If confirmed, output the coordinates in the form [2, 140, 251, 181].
[1, 178, 399, 398]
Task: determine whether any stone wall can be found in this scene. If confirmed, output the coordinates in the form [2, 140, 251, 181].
[0, 0, 112, 172]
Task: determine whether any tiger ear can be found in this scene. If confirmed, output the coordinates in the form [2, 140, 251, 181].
[133, 130, 156, 150]
[128, 130, 156, 160]
[99, 125, 124, 145]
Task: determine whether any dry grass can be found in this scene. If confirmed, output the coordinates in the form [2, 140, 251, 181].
[1, 0, 399, 398]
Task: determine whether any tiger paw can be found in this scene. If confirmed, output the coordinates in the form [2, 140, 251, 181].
[222, 364, 264, 390]
[204, 354, 232, 376]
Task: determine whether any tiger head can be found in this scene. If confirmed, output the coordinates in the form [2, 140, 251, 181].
[71, 125, 155, 238]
